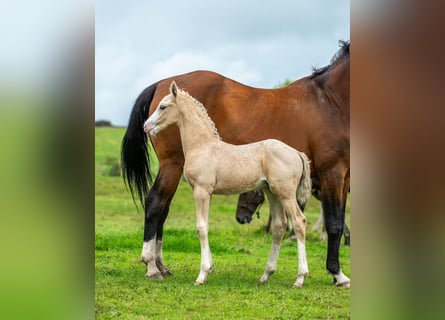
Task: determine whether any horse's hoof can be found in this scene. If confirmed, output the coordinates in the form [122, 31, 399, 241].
[160, 269, 173, 276]
[146, 272, 164, 280]
[333, 278, 350, 288]
[336, 281, 350, 288]
[194, 281, 204, 286]
[157, 264, 173, 276]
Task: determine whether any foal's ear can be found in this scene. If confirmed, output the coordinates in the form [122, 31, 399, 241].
[170, 81, 178, 98]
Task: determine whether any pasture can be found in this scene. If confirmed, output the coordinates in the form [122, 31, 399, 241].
[95, 127, 350, 319]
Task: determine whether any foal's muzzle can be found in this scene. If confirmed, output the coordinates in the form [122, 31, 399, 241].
[143, 121, 157, 136]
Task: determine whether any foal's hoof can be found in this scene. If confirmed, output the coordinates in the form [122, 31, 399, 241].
[258, 277, 268, 285]
[293, 275, 306, 288]
[194, 281, 205, 286]
[146, 272, 164, 280]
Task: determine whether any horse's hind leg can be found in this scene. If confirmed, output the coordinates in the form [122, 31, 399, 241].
[259, 192, 287, 285]
[141, 164, 182, 279]
[155, 203, 173, 276]
[281, 198, 309, 288]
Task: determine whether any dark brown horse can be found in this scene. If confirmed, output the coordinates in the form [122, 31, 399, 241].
[121, 40, 350, 286]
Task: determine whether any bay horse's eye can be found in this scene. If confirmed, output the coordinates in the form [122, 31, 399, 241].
[160, 105, 168, 110]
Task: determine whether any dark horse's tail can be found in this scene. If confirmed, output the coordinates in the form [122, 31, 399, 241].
[121, 82, 158, 209]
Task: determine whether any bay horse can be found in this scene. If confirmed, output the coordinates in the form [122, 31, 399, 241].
[143, 81, 312, 286]
[121, 40, 350, 287]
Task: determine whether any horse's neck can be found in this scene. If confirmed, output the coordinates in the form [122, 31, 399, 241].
[178, 109, 219, 156]
[323, 60, 350, 113]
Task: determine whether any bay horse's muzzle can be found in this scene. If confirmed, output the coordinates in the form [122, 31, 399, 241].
[236, 210, 253, 224]
[235, 189, 265, 224]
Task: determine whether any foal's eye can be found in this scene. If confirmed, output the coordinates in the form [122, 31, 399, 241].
[160, 105, 168, 110]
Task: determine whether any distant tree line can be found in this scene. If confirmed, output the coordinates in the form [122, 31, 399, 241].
[275, 78, 293, 88]
[95, 120, 112, 127]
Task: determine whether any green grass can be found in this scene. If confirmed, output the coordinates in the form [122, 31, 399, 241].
[95, 127, 350, 319]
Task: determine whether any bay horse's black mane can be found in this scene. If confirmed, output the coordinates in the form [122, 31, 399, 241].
[310, 40, 350, 78]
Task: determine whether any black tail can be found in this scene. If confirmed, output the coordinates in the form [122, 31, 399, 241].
[121, 82, 158, 209]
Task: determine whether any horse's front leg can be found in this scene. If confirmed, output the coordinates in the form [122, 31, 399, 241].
[343, 221, 351, 246]
[321, 170, 350, 287]
[141, 164, 182, 279]
[193, 186, 212, 285]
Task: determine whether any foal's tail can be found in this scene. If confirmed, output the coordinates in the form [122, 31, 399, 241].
[296, 152, 312, 208]
[121, 82, 158, 209]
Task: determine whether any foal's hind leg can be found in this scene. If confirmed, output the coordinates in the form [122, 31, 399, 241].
[281, 198, 309, 288]
[259, 192, 287, 284]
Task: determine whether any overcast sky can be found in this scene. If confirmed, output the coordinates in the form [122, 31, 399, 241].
[96, 1, 350, 126]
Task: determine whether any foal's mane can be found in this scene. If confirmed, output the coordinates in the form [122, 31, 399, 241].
[310, 40, 350, 78]
[177, 89, 221, 140]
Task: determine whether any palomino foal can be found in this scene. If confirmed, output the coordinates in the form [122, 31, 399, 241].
[143, 81, 312, 287]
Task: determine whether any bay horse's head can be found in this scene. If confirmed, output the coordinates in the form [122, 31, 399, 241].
[236, 189, 265, 224]
[144, 81, 180, 136]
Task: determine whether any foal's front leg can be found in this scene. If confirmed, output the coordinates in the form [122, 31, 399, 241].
[193, 186, 213, 285]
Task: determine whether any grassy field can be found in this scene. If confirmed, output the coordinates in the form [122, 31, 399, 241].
[95, 127, 350, 319]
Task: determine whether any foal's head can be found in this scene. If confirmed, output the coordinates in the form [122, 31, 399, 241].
[144, 81, 180, 136]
